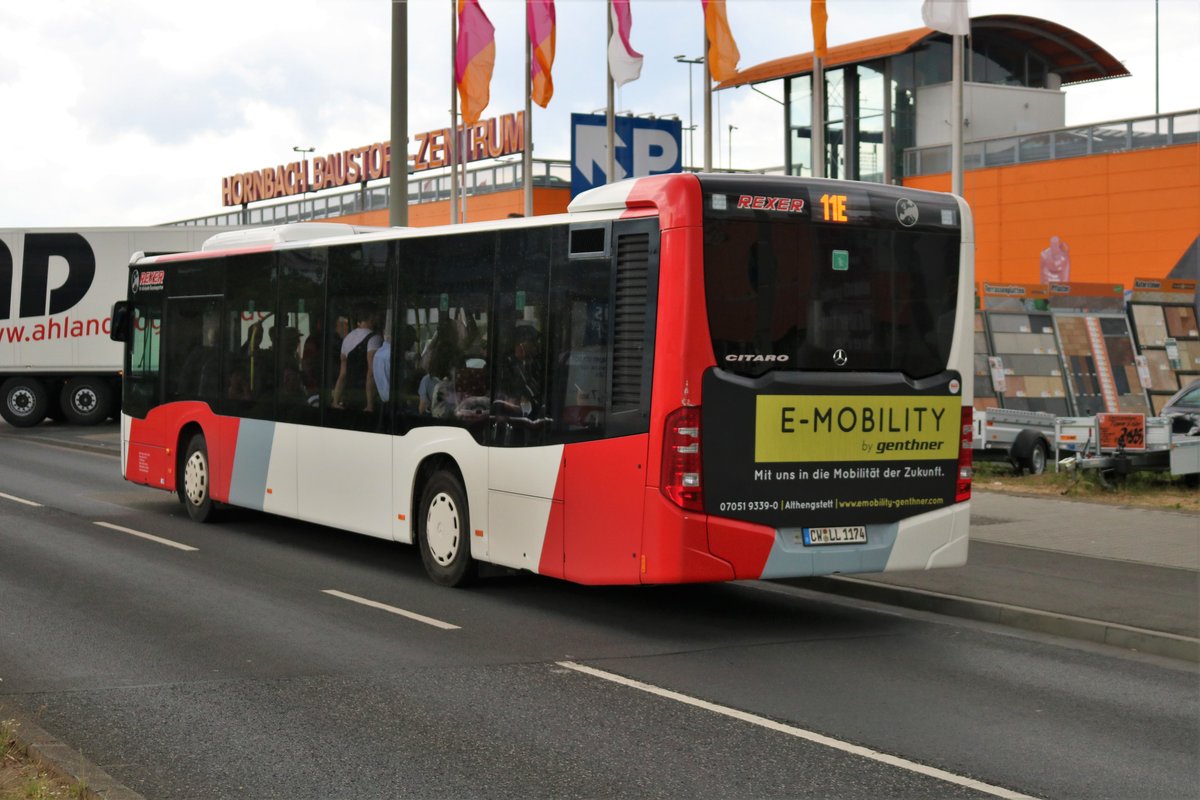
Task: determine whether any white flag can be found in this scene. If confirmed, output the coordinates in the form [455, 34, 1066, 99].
[921, 0, 969, 36]
[608, 0, 643, 87]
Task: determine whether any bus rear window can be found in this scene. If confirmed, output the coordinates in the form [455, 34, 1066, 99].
[704, 218, 960, 378]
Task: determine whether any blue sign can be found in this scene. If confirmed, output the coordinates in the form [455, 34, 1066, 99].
[570, 113, 683, 198]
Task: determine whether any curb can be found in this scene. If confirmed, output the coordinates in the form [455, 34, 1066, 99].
[805, 575, 1200, 663]
[1, 705, 146, 800]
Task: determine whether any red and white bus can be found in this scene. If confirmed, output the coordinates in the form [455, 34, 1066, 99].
[112, 174, 974, 586]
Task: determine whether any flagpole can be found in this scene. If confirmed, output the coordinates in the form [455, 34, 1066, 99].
[524, 7, 533, 217]
[606, 2, 615, 185]
[703, 31, 712, 171]
[389, 0, 408, 226]
[812, 55, 824, 178]
[951, 32, 963, 196]
[450, 0, 459, 224]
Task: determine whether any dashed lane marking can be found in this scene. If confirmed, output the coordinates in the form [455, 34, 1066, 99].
[557, 660, 1039, 800]
[0, 492, 43, 507]
[94, 521, 199, 552]
[322, 589, 460, 630]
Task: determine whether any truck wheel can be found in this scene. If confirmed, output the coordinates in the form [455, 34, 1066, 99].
[179, 433, 218, 523]
[1011, 429, 1048, 476]
[1, 377, 48, 427]
[60, 377, 113, 426]
[417, 470, 475, 587]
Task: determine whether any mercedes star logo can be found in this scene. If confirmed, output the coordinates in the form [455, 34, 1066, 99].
[832, 349, 848, 366]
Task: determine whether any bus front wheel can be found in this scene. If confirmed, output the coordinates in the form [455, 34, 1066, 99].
[418, 471, 475, 587]
[180, 433, 217, 523]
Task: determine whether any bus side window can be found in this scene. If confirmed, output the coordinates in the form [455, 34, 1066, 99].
[548, 228, 610, 443]
[492, 228, 550, 447]
[324, 242, 391, 432]
[278, 248, 327, 426]
[219, 252, 277, 420]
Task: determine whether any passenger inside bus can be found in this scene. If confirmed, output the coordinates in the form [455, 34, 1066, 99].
[419, 318, 460, 418]
[332, 310, 382, 412]
[495, 323, 543, 419]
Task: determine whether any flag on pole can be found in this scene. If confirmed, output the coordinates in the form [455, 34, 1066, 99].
[921, 0, 970, 35]
[608, 0, 643, 87]
[456, 0, 495, 127]
[528, 0, 556, 108]
[702, 0, 740, 82]
[811, 0, 828, 59]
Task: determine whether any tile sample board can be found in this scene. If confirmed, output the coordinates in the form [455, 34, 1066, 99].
[982, 311, 1070, 415]
[1054, 312, 1149, 415]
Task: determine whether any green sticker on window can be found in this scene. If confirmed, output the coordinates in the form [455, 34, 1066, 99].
[832, 250, 849, 271]
[439, 293, 449, 312]
[516, 290, 526, 310]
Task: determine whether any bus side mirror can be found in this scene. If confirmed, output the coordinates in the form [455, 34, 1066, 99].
[110, 301, 130, 342]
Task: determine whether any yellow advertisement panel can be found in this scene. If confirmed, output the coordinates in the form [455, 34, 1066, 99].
[755, 395, 960, 463]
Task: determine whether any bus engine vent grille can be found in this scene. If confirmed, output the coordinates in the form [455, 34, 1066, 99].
[612, 232, 650, 413]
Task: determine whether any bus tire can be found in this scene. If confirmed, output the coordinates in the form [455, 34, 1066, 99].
[60, 377, 113, 426]
[418, 471, 475, 587]
[1, 377, 48, 428]
[1011, 429, 1048, 476]
[180, 433, 217, 523]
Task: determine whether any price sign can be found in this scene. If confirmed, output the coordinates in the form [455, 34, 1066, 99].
[1097, 413, 1146, 452]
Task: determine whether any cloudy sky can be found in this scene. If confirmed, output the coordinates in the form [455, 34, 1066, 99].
[1, 0, 1196, 227]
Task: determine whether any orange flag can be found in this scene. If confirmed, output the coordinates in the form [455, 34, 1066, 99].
[702, 0, 741, 82]
[811, 0, 828, 59]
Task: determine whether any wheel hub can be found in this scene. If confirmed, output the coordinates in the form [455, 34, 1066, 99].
[8, 389, 33, 413]
[425, 493, 460, 566]
[73, 388, 98, 412]
[184, 451, 208, 506]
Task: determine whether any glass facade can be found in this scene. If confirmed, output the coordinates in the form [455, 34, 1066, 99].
[783, 32, 1061, 185]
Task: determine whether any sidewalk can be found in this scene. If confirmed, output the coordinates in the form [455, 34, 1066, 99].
[804, 492, 1200, 661]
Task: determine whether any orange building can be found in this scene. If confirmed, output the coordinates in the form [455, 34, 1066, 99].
[717, 13, 1199, 289]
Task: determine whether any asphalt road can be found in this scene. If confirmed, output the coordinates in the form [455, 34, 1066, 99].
[1, 424, 1197, 799]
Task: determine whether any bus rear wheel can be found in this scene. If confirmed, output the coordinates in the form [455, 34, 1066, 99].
[180, 433, 217, 523]
[1, 377, 48, 428]
[418, 471, 475, 587]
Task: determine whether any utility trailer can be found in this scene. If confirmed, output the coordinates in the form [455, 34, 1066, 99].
[972, 407, 1056, 475]
[1055, 414, 1200, 487]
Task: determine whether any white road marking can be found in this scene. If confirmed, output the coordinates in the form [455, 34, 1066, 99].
[321, 589, 460, 630]
[93, 521, 199, 552]
[0, 492, 43, 507]
[557, 661, 1039, 800]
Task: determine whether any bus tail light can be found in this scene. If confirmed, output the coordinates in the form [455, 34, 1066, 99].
[956, 406, 973, 503]
[662, 406, 704, 512]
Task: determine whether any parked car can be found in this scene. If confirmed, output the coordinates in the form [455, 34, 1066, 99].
[1161, 379, 1200, 436]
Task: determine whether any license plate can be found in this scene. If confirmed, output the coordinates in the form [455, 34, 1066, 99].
[802, 526, 868, 546]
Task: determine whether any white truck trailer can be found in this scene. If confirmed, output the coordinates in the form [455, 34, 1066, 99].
[0, 227, 237, 426]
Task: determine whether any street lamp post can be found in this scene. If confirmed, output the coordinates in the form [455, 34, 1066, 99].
[293, 146, 315, 219]
[727, 125, 737, 171]
[674, 55, 702, 170]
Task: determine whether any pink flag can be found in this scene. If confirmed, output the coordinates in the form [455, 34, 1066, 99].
[456, 0, 496, 127]
[608, 0, 643, 87]
[528, 0, 556, 108]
